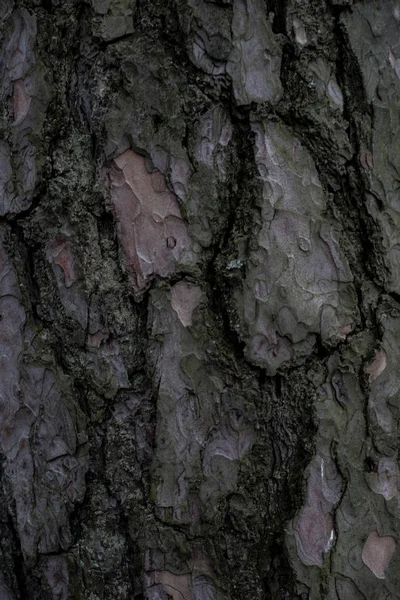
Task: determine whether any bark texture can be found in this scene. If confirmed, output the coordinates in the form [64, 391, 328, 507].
[0, 0, 400, 598]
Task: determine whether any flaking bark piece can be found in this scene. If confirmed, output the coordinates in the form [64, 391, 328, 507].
[107, 150, 191, 292]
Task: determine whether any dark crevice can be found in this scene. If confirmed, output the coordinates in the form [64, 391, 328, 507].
[386, 290, 400, 307]
[7, 220, 43, 323]
[333, 16, 385, 288]
[41, 0, 53, 13]
[266, 0, 288, 35]
[98, 32, 136, 48]
[135, 0, 231, 106]
[198, 85, 321, 596]
[206, 108, 258, 363]
[6, 513, 29, 600]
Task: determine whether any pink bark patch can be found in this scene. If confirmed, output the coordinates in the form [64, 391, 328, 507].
[365, 349, 387, 382]
[87, 331, 109, 349]
[151, 571, 192, 600]
[47, 236, 77, 288]
[362, 531, 396, 579]
[294, 456, 341, 566]
[295, 507, 334, 567]
[170, 282, 203, 327]
[13, 79, 31, 123]
[107, 150, 190, 292]
[360, 152, 374, 171]
[338, 320, 354, 339]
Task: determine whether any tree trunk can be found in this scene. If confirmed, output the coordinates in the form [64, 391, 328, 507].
[0, 0, 399, 598]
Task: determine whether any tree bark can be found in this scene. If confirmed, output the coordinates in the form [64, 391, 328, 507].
[0, 0, 399, 598]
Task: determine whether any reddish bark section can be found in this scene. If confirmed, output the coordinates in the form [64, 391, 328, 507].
[107, 150, 190, 292]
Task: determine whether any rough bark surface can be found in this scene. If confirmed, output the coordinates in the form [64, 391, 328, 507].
[0, 0, 399, 599]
